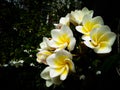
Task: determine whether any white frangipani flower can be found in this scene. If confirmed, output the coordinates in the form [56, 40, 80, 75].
[76, 14, 104, 40]
[84, 25, 116, 53]
[46, 49, 75, 80]
[70, 7, 94, 25]
[50, 25, 76, 51]
[36, 6, 117, 88]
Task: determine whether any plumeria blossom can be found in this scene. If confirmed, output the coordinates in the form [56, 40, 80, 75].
[50, 25, 76, 51]
[76, 14, 104, 40]
[70, 7, 94, 25]
[84, 25, 116, 53]
[36, 6, 117, 88]
[40, 67, 62, 87]
[46, 49, 75, 80]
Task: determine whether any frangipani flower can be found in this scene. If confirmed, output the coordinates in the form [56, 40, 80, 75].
[46, 49, 75, 80]
[84, 25, 116, 53]
[70, 7, 94, 25]
[50, 25, 76, 51]
[76, 14, 104, 40]
[40, 67, 62, 87]
[36, 6, 117, 88]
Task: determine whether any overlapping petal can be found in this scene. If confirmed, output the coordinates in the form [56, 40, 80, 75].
[76, 14, 104, 40]
[40, 67, 62, 87]
[84, 25, 116, 53]
[46, 49, 75, 80]
[36, 6, 117, 88]
[59, 14, 70, 26]
[70, 7, 94, 25]
[50, 25, 76, 51]
[36, 50, 52, 64]
[54, 14, 70, 29]
[39, 37, 55, 51]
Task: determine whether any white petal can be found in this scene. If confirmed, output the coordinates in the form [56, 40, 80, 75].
[84, 40, 94, 48]
[90, 25, 116, 46]
[65, 59, 75, 72]
[98, 31, 116, 46]
[40, 37, 53, 50]
[90, 25, 111, 42]
[57, 43, 68, 50]
[92, 16, 104, 25]
[40, 67, 50, 80]
[50, 67, 65, 78]
[48, 39, 58, 48]
[61, 25, 73, 37]
[56, 49, 72, 59]
[82, 35, 91, 41]
[46, 80, 53, 87]
[82, 14, 92, 25]
[68, 37, 76, 51]
[75, 26, 83, 34]
[46, 54, 60, 68]
[94, 44, 112, 53]
[107, 32, 116, 45]
[40, 38, 48, 49]
[51, 30, 61, 41]
[82, 7, 94, 17]
[60, 65, 69, 80]
[59, 17, 70, 26]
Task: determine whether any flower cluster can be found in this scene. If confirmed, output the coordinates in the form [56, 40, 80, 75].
[36, 7, 116, 87]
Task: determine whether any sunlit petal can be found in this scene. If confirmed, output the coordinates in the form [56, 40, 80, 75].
[82, 35, 91, 41]
[65, 59, 75, 72]
[84, 40, 95, 48]
[90, 25, 111, 41]
[92, 16, 104, 25]
[68, 38, 76, 51]
[59, 15, 70, 26]
[50, 67, 65, 78]
[82, 7, 94, 17]
[60, 65, 69, 80]
[94, 42, 112, 53]
[75, 26, 83, 33]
